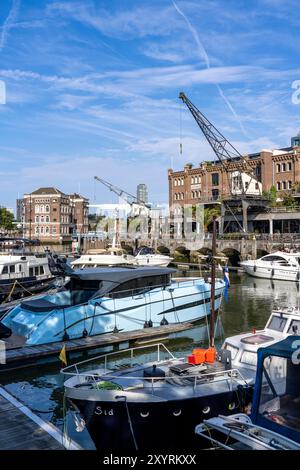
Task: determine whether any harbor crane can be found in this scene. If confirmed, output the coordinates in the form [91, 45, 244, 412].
[178, 92, 262, 197]
[93, 175, 150, 221]
[179, 92, 267, 232]
[94, 176, 148, 208]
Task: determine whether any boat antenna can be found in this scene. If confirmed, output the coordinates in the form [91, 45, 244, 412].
[209, 215, 217, 348]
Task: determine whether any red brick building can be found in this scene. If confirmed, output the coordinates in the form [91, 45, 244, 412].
[22, 187, 89, 243]
[168, 137, 300, 208]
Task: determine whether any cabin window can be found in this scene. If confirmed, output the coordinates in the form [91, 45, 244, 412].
[287, 320, 300, 334]
[224, 343, 238, 360]
[34, 267, 39, 276]
[110, 280, 138, 298]
[262, 255, 287, 263]
[19, 265, 22, 272]
[110, 275, 170, 298]
[40, 266, 45, 275]
[267, 315, 287, 332]
[29, 267, 34, 277]
[240, 350, 257, 366]
[9, 265, 15, 274]
[258, 355, 300, 434]
[2, 265, 8, 274]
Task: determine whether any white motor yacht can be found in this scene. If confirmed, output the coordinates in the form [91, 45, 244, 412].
[241, 251, 300, 281]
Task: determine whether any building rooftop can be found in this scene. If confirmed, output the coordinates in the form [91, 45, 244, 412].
[29, 187, 66, 196]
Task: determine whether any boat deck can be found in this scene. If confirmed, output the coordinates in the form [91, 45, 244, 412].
[65, 359, 254, 402]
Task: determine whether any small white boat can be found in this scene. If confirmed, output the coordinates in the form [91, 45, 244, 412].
[241, 251, 300, 282]
[223, 306, 300, 373]
[0, 254, 54, 302]
[72, 247, 173, 269]
[134, 247, 173, 267]
[71, 249, 135, 268]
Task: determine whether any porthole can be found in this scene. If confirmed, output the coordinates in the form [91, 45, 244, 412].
[140, 411, 149, 418]
[202, 406, 210, 414]
[173, 410, 182, 417]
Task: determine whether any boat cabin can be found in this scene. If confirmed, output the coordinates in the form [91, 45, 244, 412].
[259, 252, 300, 267]
[0, 255, 51, 280]
[251, 336, 300, 443]
[223, 307, 300, 373]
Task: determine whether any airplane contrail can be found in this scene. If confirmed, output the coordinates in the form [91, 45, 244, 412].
[0, 0, 20, 51]
[172, 0, 248, 136]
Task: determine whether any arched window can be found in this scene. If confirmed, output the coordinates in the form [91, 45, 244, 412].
[45, 205, 50, 213]
[35, 227, 39, 234]
[40, 215, 44, 223]
[45, 215, 50, 223]
[277, 181, 281, 191]
[282, 163, 286, 172]
[181, 192, 184, 200]
[40, 205, 44, 213]
[288, 180, 292, 189]
[174, 179, 177, 187]
[45, 226, 50, 234]
[282, 181, 286, 190]
[35, 205, 40, 213]
[276, 164, 281, 173]
[35, 215, 39, 223]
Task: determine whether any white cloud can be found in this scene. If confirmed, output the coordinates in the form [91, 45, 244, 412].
[0, 0, 20, 51]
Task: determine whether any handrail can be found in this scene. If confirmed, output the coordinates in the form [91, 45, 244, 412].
[63, 358, 248, 393]
[62, 342, 177, 374]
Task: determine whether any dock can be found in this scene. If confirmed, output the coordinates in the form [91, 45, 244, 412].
[1, 322, 194, 371]
[0, 387, 81, 450]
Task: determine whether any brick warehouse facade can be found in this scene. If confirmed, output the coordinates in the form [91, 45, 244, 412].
[22, 187, 89, 243]
[168, 137, 300, 208]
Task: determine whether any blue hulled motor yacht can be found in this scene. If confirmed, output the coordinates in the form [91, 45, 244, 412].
[0, 266, 224, 347]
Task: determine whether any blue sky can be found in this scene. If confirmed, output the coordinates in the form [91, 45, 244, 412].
[0, 0, 300, 210]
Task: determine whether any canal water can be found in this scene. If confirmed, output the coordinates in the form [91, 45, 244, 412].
[1, 272, 299, 449]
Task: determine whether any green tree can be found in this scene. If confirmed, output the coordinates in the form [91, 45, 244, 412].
[282, 192, 295, 207]
[204, 206, 221, 231]
[0, 207, 14, 230]
[262, 185, 277, 207]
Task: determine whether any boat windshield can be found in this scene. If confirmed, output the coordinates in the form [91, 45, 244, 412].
[267, 315, 287, 332]
[258, 355, 300, 434]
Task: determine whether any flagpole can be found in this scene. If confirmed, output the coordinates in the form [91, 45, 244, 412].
[209, 216, 217, 349]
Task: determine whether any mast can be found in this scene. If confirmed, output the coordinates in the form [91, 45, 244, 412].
[209, 216, 217, 348]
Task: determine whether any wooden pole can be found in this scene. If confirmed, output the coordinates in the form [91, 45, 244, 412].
[209, 216, 217, 348]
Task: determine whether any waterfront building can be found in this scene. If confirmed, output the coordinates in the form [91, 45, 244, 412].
[23, 187, 89, 243]
[168, 136, 300, 207]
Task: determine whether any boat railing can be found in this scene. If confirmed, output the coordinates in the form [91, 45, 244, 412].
[62, 344, 248, 393]
[62, 342, 177, 376]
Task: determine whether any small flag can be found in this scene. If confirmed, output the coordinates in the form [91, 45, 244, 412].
[223, 264, 230, 302]
[59, 344, 67, 366]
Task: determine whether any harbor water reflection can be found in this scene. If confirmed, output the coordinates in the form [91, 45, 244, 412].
[1, 271, 300, 449]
